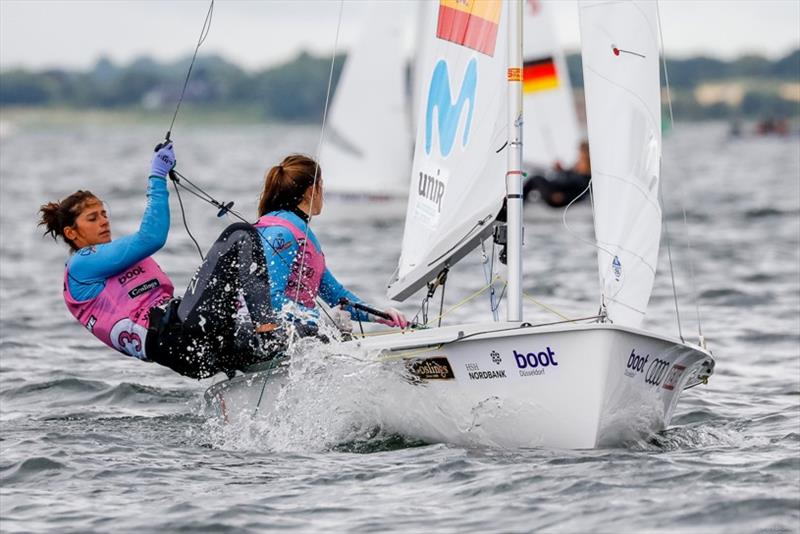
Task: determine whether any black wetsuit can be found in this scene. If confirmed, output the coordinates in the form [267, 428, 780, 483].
[146, 223, 280, 379]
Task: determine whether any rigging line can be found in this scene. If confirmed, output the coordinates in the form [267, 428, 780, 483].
[438, 274, 446, 327]
[171, 170, 218, 203]
[171, 170, 248, 222]
[170, 179, 205, 260]
[154, 0, 214, 261]
[489, 239, 499, 319]
[656, 0, 704, 343]
[424, 275, 502, 327]
[561, 179, 607, 254]
[479, 240, 499, 321]
[658, 177, 684, 342]
[292, 0, 344, 305]
[495, 275, 572, 320]
[492, 283, 507, 313]
[166, 0, 215, 138]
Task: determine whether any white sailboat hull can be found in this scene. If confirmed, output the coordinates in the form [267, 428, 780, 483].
[205, 322, 714, 449]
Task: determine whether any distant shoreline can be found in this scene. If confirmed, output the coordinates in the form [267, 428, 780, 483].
[2, 50, 798, 123]
[0, 106, 291, 129]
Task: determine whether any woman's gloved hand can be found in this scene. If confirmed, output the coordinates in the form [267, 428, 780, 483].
[376, 307, 409, 329]
[151, 142, 176, 179]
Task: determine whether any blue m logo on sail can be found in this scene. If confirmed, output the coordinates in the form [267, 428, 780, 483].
[425, 58, 477, 157]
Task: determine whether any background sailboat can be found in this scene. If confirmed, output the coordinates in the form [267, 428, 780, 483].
[523, 0, 581, 170]
[318, 3, 413, 200]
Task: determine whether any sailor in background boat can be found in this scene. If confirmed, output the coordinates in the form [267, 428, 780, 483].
[523, 140, 592, 208]
[254, 154, 408, 335]
[39, 143, 283, 379]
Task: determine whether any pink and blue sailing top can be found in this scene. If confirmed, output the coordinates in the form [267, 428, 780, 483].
[255, 210, 369, 323]
[62, 177, 174, 359]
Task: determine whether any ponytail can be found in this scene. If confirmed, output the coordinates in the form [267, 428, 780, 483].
[38, 190, 100, 251]
[257, 154, 321, 217]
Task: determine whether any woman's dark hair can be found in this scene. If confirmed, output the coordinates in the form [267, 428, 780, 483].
[258, 154, 321, 217]
[38, 190, 100, 251]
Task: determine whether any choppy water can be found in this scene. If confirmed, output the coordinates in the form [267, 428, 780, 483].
[1, 118, 798, 532]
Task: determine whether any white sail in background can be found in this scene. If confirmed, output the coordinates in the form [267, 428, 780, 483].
[523, 0, 581, 168]
[388, 0, 508, 301]
[579, 0, 662, 327]
[319, 3, 412, 197]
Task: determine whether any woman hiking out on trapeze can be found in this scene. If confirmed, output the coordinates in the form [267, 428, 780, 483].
[39, 142, 283, 379]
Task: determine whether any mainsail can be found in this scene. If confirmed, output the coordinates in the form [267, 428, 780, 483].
[523, 0, 581, 168]
[319, 3, 413, 197]
[579, 0, 663, 327]
[387, 0, 509, 301]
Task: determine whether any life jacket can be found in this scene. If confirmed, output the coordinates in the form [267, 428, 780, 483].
[63, 257, 174, 360]
[254, 215, 325, 308]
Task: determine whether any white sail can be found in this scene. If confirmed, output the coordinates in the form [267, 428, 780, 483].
[523, 0, 581, 168]
[388, 0, 509, 301]
[579, 0, 662, 327]
[319, 3, 412, 197]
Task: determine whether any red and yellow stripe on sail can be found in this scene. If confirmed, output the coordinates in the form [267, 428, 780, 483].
[437, 0, 502, 57]
[523, 56, 559, 93]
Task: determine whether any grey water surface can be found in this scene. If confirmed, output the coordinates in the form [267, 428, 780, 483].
[1, 120, 798, 533]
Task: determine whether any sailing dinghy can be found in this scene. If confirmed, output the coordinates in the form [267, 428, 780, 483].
[206, 0, 715, 449]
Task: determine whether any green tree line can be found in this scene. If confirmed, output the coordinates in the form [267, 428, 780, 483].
[1, 48, 798, 121]
[0, 51, 345, 122]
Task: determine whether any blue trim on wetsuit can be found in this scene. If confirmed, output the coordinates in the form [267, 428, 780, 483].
[256, 210, 369, 323]
[67, 176, 170, 301]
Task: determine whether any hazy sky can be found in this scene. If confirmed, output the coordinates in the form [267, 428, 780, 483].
[1, 0, 799, 71]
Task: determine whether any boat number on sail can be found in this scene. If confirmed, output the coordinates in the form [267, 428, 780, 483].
[513, 347, 559, 377]
[407, 356, 455, 381]
[625, 349, 670, 386]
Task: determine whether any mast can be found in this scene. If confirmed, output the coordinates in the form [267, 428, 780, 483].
[506, 0, 524, 321]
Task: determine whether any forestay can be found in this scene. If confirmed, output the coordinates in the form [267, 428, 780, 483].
[319, 3, 412, 197]
[579, 0, 662, 327]
[522, 0, 580, 169]
[388, 0, 509, 301]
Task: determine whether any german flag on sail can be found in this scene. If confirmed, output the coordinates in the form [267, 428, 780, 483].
[437, 0, 502, 57]
[523, 56, 559, 93]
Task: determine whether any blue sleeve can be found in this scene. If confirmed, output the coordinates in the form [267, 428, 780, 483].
[68, 176, 170, 300]
[318, 269, 370, 322]
[257, 225, 317, 319]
